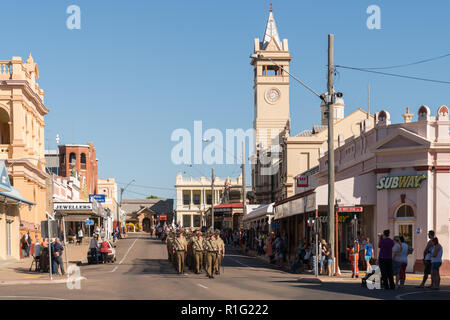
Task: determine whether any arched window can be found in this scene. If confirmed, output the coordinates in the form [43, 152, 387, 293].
[0, 108, 10, 144]
[80, 153, 86, 170]
[69, 152, 76, 168]
[396, 205, 414, 218]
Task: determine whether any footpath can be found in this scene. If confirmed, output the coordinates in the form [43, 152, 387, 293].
[235, 245, 450, 286]
[0, 239, 92, 286]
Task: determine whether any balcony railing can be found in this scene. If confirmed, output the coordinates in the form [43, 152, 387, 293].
[0, 61, 12, 80]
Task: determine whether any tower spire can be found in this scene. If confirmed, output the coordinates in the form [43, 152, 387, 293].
[262, 4, 282, 49]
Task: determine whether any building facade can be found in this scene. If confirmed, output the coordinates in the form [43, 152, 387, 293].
[0, 54, 49, 259]
[58, 143, 98, 198]
[250, 10, 373, 204]
[97, 178, 119, 227]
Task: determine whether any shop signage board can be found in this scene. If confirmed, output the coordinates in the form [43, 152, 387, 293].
[85, 219, 94, 226]
[0, 161, 12, 192]
[337, 206, 363, 213]
[376, 173, 427, 190]
[296, 175, 308, 187]
[89, 194, 106, 203]
[158, 213, 167, 221]
[54, 202, 93, 211]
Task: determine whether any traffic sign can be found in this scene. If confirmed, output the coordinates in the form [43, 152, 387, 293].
[337, 206, 363, 213]
[85, 219, 94, 226]
[89, 194, 106, 203]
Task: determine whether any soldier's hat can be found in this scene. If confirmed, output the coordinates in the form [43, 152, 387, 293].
[214, 230, 220, 235]
[198, 232, 203, 236]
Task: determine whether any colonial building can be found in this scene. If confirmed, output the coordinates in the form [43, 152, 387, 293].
[0, 54, 49, 259]
[250, 9, 373, 204]
[58, 143, 98, 198]
[97, 178, 119, 227]
[122, 198, 174, 231]
[175, 174, 248, 228]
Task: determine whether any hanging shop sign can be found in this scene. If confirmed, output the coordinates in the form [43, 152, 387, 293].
[296, 175, 309, 187]
[337, 206, 363, 213]
[376, 173, 427, 190]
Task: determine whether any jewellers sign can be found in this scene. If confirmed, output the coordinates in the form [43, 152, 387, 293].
[54, 202, 93, 211]
[376, 173, 427, 190]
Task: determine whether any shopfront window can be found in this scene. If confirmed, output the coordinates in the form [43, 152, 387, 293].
[396, 205, 414, 218]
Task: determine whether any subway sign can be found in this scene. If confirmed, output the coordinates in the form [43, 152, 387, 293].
[376, 173, 427, 190]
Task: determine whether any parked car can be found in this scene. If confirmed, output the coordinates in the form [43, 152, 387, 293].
[87, 240, 117, 264]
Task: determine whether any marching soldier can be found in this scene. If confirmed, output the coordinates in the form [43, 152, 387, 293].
[214, 230, 225, 275]
[193, 232, 204, 274]
[166, 231, 174, 264]
[187, 231, 197, 271]
[204, 232, 219, 279]
[173, 231, 187, 274]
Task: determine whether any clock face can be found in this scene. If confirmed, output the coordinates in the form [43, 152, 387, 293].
[266, 88, 280, 103]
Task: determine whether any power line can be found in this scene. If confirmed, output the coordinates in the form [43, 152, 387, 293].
[116, 181, 175, 191]
[336, 53, 450, 70]
[335, 65, 450, 85]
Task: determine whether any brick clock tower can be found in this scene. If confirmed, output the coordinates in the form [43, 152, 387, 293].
[250, 7, 292, 151]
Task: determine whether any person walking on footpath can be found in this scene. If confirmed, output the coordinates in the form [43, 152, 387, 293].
[417, 230, 435, 288]
[364, 237, 374, 272]
[392, 236, 403, 289]
[89, 235, 99, 264]
[398, 236, 409, 287]
[430, 237, 443, 290]
[20, 234, 28, 259]
[77, 227, 84, 244]
[378, 230, 395, 290]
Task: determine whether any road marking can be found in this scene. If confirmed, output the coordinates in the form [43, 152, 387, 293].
[197, 284, 208, 289]
[227, 256, 256, 270]
[109, 236, 141, 273]
[396, 290, 450, 300]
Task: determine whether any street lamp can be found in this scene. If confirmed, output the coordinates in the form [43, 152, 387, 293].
[119, 179, 135, 229]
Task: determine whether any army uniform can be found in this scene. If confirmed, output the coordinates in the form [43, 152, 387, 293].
[187, 234, 196, 270]
[204, 233, 219, 278]
[214, 231, 225, 275]
[173, 233, 187, 274]
[193, 234, 204, 274]
[166, 232, 175, 265]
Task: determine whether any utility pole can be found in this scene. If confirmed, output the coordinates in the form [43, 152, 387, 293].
[368, 84, 371, 119]
[211, 168, 215, 230]
[241, 141, 247, 220]
[327, 34, 336, 276]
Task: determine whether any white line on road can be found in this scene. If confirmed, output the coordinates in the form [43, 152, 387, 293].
[0, 296, 65, 300]
[197, 284, 208, 289]
[109, 236, 141, 273]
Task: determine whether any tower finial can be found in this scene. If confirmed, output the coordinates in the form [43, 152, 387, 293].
[270, 2, 273, 12]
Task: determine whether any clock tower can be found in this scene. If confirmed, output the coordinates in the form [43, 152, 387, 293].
[250, 7, 292, 150]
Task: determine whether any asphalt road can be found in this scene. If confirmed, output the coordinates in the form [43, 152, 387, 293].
[0, 233, 449, 300]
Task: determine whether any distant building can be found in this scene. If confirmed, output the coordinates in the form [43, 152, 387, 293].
[122, 198, 174, 231]
[58, 143, 98, 197]
[98, 178, 119, 227]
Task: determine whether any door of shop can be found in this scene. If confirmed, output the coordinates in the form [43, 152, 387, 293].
[395, 223, 414, 273]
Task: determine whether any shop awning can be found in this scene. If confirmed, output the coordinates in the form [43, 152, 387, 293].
[274, 190, 317, 220]
[0, 187, 35, 206]
[243, 203, 274, 222]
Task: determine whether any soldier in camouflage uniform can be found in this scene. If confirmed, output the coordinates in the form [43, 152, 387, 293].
[214, 230, 225, 275]
[166, 231, 175, 265]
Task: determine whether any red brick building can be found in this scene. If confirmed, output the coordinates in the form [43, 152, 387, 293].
[58, 143, 98, 197]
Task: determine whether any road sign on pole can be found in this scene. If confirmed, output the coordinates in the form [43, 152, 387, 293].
[337, 206, 363, 213]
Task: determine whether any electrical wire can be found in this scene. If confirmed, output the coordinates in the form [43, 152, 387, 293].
[336, 53, 450, 71]
[116, 181, 175, 191]
[335, 65, 450, 85]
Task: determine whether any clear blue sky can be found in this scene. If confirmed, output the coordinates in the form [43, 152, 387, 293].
[2, 0, 450, 200]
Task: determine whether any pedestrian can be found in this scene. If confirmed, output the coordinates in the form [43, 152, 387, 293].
[77, 227, 84, 245]
[215, 230, 225, 275]
[378, 229, 395, 290]
[20, 234, 28, 259]
[392, 236, 403, 288]
[34, 237, 41, 271]
[430, 237, 443, 290]
[325, 243, 333, 277]
[398, 236, 409, 287]
[417, 230, 435, 288]
[100, 237, 112, 263]
[52, 238, 65, 275]
[26, 231, 32, 257]
[364, 237, 374, 272]
[89, 235, 99, 264]
[320, 239, 327, 275]
[193, 232, 204, 274]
